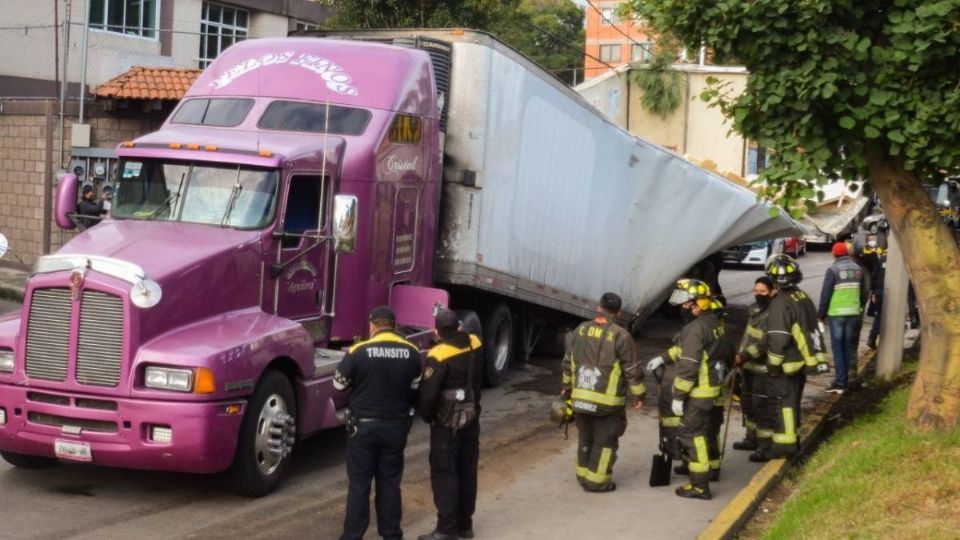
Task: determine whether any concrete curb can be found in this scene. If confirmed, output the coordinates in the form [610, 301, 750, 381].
[697, 350, 878, 540]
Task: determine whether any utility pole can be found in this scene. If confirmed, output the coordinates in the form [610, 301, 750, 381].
[876, 231, 908, 379]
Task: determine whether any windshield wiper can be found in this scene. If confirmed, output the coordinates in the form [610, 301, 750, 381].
[221, 167, 244, 226]
[145, 172, 186, 221]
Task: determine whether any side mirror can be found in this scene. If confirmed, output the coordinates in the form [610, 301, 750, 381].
[55, 173, 78, 230]
[332, 195, 357, 254]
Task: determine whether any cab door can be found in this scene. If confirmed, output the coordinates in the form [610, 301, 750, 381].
[271, 173, 333, 337]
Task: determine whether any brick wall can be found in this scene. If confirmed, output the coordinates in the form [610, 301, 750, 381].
[0, 100, 164, 266]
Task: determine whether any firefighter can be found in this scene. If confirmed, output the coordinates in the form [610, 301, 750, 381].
[334, 306, 423, 540]
[665, 279, 726, 500]
[418, 309, 483, 540]
[757, 255, 828, 462]
[561, 292, 645, 492]
[732, 276, 776, 455]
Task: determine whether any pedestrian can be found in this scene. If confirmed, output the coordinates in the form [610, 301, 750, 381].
[758, 255, 827, 462]
[732, 276, 776, 456]
[416, 309, 483, 540]
[77, 184, 105, 229]
[866, 247, 887, 349]
[658, 279, 725, 500]
[561, 292, 645, 493]
[818, 242, 868, 394]
[333, 306, 422, 540]
[101, 185, 114, 212]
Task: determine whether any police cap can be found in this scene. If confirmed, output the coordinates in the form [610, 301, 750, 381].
[368, 305, 396, 325]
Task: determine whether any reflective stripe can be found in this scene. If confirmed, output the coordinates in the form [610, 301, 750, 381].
[606, 361, 622, 396]
[576, 447, 614, 484]
[674, 377, 694, 393]
[562, 374, 573, 384]
[782, 361, 805, 374]
[774, 407, 798, 444]
[745, 419, 757, 430]
[698, 351, 712, 391]
[667, 345, 681, 361]
[791, 323, 818, 367]
[571, 388, 626, 407]
[691, 386, 721, 398]
[768, 352, 785, 366]
[746, 344, 760, 358]
[745, 325, 764, 339]
[690, 436, 710, 472]
[757, 429, 774, 438]
[709, 459, 721, 470]
[661, 416, 681, 427]
[629, 383, 646, 396]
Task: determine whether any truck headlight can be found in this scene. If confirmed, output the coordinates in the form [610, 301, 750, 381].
[145, 366, 194, 392]
[0, 349, 13, 373]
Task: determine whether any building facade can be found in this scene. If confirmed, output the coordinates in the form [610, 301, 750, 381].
[582, 1, 654, 80]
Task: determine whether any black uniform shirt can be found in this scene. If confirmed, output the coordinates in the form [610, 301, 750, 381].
[418, 332, 483, 423]
[333, 329, 422, 420]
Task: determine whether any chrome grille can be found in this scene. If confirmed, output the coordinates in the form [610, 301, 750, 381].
[24, 288, 71, 382]
[76, 291, 124, 387]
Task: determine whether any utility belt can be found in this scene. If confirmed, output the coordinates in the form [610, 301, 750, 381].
[438, 387, 477, 431]
[742, 361, 768, 375]
[340, 408, 411, 437]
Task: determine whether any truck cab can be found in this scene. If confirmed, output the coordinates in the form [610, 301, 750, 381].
[0, 38, 444, 496]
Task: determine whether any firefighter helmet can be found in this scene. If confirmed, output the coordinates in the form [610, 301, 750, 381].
[766, 254, 801, 286]
[669, 278, 712, 310]
[549, 398, 573, 426]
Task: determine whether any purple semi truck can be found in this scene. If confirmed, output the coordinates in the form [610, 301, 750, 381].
[0, 30, 794, 496]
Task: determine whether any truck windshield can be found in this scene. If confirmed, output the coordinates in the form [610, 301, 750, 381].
[112, 159, 279, 229]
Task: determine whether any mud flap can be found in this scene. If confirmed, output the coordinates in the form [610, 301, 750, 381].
[649, 452, 672, 487]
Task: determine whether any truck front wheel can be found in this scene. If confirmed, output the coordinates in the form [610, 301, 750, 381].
[222, 370, 297, 497]
[481, 304, 513, 387]
[1, 451, 58, 469]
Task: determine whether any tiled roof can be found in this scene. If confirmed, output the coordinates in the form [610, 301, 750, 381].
[95, 66, 202, 100]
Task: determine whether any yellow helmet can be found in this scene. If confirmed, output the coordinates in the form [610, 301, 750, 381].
[669, 278, 712, 310]
[549, 398, 574, 426]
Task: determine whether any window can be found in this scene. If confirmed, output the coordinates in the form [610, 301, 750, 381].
[599, 44, 622, 63]
[88, 0, 158, 38]
[199, 2, 249, 68]
[171, 98, 254, 127]
[631, 43, 654, 63]
[600, 7, 619, 25]
[747, 144, 767, 177]
[282, 175, 324, 248]
[258, 101, 372, 135]
[294, 21, 319, 32]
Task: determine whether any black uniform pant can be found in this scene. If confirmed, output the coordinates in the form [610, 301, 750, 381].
[341, 418, 411, 540]
[743, 370, 773, 450]
[575, 410, 627, 490]
[428, 420, 480, 535]
[656, 364, 681, 459]
[767, 374, 804, 458]
[678, 397, 717, 489]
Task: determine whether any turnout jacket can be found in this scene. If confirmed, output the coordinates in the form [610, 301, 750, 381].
[333, 330, 422, 420]
[563, 317, 645, 415]
[738, 302, 771, 374]
[418, 332, 484, 423]
[667, 312, 726, 401]
[767, 287, 827, 375]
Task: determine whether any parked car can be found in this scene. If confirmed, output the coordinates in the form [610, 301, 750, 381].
[861, 212, 888, 233]
[783, 236, 807, 257]
[722, 239, 784, 267]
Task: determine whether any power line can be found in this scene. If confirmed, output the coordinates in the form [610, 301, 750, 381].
[518, 17, 616, 73]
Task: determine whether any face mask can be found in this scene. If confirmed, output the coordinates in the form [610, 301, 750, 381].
[755, 294, 771, 308]
[680, 306, 696, 322]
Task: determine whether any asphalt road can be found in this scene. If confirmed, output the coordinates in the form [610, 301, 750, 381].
[0, 252, 835, 540]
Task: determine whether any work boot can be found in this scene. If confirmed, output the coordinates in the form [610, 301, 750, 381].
[458, 529, 475, 539]
[748, 451, 770, 463]
[732, 439, 757, 451]
[675, 483, 712, 500]
[710, 468, 721, 482]
[825, 383, 846, 394]
[418, 532, 458, 540]
[582, 481, 616, 493]
[674, 462, 689, 475]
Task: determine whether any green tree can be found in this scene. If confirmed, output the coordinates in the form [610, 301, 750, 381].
[326, 0, 585, 85]
[627, 0, 960, 430]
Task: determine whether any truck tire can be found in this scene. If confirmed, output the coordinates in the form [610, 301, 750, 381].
[481, 304, 513, 387]
[1, 451, 58, 469]
[221, 370, 297, 498]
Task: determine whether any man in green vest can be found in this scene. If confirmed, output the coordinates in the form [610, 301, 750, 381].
[819, 242, 868, 394]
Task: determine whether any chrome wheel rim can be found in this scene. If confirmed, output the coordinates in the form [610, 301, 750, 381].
[254, 393, 294, 476]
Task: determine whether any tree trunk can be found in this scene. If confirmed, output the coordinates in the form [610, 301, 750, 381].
[866, 144, 960, 431]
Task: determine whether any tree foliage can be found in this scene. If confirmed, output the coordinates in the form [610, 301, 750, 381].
[630, 49, 682, 119]
[627, 0, 960, 212]
[327, 0, 585, 84]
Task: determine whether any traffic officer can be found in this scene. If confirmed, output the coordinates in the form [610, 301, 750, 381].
[759, 255, 828, 462]
[417, 309, 483, 540]
[663, 279, 726, 500]
[333, 306, 422, 540]
[561, 292, 645, 493]
[732, 276, 776, 454]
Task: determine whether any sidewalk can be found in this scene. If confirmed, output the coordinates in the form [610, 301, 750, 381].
[0, 264, 28, 302]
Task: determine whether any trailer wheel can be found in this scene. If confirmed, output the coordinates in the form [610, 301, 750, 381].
[481, 304, 513, 387]
[222, 370, 297, 498]
[1, 451, 58, 469]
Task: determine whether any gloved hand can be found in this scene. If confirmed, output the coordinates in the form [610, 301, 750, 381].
[671, 399, 684, 417]
[646, 356, 665, 372]
[768, 364, 783, 377]
[816, 362, 830, 374]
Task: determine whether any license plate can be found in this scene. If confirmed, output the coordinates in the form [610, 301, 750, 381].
[55, 439, 92, 462]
